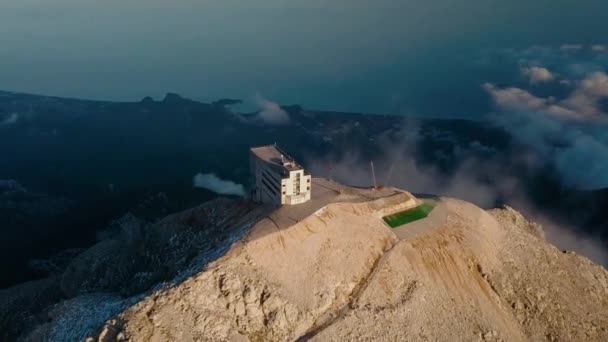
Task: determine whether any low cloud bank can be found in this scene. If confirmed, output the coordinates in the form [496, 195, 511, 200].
[539, 215, 608, 267]
[483, 72, 608, 190]
[475, 46, 608, 264]
[307, 122, 519, 208]
[193, 173, 245, 197]
[484, 71, 608, 121]
[306, 122, 608, 266]
[499, 193, 608, 268]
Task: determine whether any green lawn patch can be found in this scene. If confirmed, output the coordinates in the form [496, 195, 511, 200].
[383, 202, 436, 228]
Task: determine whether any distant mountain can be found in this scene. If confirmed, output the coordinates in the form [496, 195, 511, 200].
[0, 89, 606, 289]
[1, 90, 607, 340]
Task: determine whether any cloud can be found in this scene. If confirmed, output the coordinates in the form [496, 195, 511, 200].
[307, 123, 515, 208]
[543, 221, 608, 267]
[560, 72, 608, 115]
[1, 113, 19, 126]
[254, 94, 290, 125]
[306, 120, 608, 266]
[482, 83, 547, 111]
[510, 201, 608, 267]
[484, 71, 608, 121]
[481, 83, 579, 120]
[560, 44, 584, 52]
[193, 173, 245, 196]
[577, 71, 608, 97]
[498, 194, 608, 267]
[522, 66, 555, 84]
[484, 74, 608, 190]
[485, 45, 608, 81]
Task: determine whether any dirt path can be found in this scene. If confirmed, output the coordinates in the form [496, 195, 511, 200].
[295, 241, 398, 341]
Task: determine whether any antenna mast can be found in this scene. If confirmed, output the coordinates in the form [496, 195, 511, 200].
[370, 161, 377, 189]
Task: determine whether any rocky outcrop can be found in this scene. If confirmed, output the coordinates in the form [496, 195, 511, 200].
[0, 277, 63, 342]
[11, 187, 608, 341]
[312, 200, 608, 341]
[88, 197, 608, 342]
[59, 199, 266, 297]
[93, 196, 400, 341]
[3, 198, 269, 341]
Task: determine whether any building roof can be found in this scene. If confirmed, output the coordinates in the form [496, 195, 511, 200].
[250, 145, 304, 174]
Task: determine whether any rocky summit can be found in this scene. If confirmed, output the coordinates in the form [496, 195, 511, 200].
[51, 179, 608, 342]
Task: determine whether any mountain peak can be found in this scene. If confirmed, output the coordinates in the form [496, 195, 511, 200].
[162, 93, 188, 103]
[78, 179, 608, 341]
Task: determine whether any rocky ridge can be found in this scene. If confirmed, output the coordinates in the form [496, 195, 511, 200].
[1, 198, 269, 341]
[83, 191, 608, 341]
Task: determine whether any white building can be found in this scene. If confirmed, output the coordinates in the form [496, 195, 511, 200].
[250, 145, 312, 205]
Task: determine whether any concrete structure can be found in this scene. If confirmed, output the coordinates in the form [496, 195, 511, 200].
[250, 145, 312, 205]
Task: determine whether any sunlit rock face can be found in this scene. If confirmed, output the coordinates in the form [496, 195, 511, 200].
[73, 183, 608, 342]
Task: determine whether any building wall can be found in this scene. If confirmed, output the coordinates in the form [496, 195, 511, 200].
[250, 151, 311, 205]
[252, 158, 283, 205]
[281, 170, 311, 205]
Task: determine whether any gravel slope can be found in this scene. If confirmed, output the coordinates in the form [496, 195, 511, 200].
[84, 190, 608, 342]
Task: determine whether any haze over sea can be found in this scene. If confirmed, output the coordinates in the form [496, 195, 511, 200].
[2, 0, 608, 288]
[2, 0, 608, 116]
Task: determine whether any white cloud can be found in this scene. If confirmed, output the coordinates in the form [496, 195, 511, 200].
[482, 83, 549, 112]
[489, 108, 608, 190]
[578, 71, 608, 97]
[254, 94, 290, 125]
[560, 44, 584, 51]
[522, 66, 555, 84]
[562, 72, 608, 116]
[193, 173, 245, 196]
[591, 44, 607, 52]
[484, 74, 608, 190]
[307, 126, 507, 208]
[484, 72, 608, 121]
[0, 113, 19, 126]
[307, 121, 608, 264]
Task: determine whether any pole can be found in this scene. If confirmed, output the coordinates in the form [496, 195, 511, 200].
[370, 161, 377, 189]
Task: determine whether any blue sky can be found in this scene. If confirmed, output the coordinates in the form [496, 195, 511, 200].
[1, 1, 608, 115]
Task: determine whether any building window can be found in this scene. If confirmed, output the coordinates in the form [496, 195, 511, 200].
[294, 173, 301, 195]
[307, 186, 310, 190]
[307, 179, 311, 182]
[282, 191, 286, 195]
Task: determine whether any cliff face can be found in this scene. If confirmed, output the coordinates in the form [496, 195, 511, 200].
[84, 193, 607, 341]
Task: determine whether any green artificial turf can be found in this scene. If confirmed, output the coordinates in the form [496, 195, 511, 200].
[383, 202, 436, 228]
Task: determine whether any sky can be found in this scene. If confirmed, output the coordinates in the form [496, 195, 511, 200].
[1, 0, 608, 115]
[2, 0, 608, 276]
